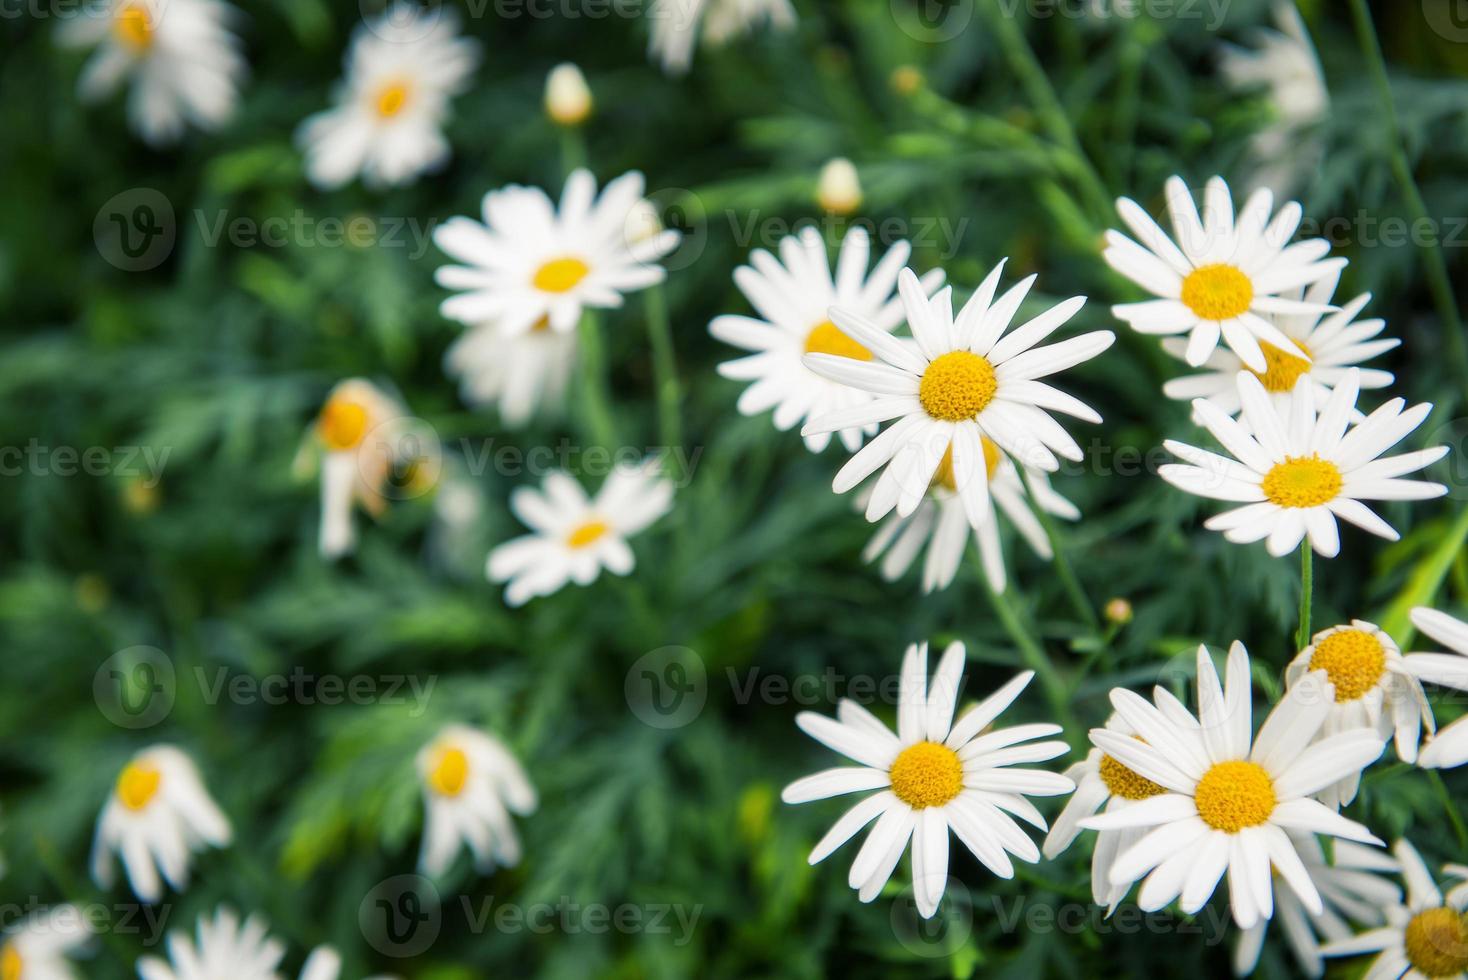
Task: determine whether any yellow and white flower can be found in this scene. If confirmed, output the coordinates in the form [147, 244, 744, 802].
[1407, 607, 1468, 770]
[1284, 620, 1433, 806]
[1320, 839, 1468, 980]
[298, 4, 480, 189]
[303, 379, 411, 560]
[417, 725, 537, 878]
[782, 642, 1072, 918]
[1080, 643, 1386, 930]
[544, 62, 592, 126]
[57, 0, 245, 146]
[648, 0, 795, 74]
[0, 906, 90, 980]
[1105, 175, 1343, 372]
[710, 226, 944, 452]
[434, 169, 681, 336]
[91, 745, 232, 903]
[137, 907, 349, 980]
[444, 320, 576, 427]
[861, 437, 1078, 593]
[802, 261, 1112, 531]
[1160, 370, 1446, 557]
[486, 462, 673, 607]
[816, 158, 861, 215]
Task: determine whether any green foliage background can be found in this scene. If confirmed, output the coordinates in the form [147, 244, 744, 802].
[4, 0, 1468, 975]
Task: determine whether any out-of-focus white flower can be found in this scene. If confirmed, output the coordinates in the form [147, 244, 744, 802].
[544, 62, 592, 126]
[648, 0, 795, 75]
[1406, 607, 1468, 770]
[816, 158, 861, 216]
[0, 905, 90, 980]
[304, 379, 412, 560]
[417, 725, 537, 878]
[137, 908, 368, 980]
[445, 321, 576, 427]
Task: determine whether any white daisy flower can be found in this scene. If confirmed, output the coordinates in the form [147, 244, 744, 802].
[1284, 620, 1434, 806]
[1161, 268, 1398, 420]
[861, 437, 1079, 593]
[781, 642, 1073, 918]
[297, 4, 480, 189]
[1233, 835, 1400, 978]
[137, 908, 353, 980]
[417, 724, 537, 878]
[444, 320, 576, 427]
[0, 906, 90, 980]
[1079, 642, 1386, 930]
[486, 462, 673, 607]
[434, 169, 681, 337]
[709, 226, 945, 453]
[1406, 607, 1468, 770]
[1105, 174, 1344, 372]
[56, 0, 245, 146]
[801, 262, 1113, 531]
[90, 745, 232, 903]
[303, 379, 410, 560]
[1320, 839, 1468, 980]
[1159, 369, 1447, 557]
[648, 0, 795, 75]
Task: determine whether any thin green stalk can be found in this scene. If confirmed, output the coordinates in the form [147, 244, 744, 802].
[576, 311, 617, 450]
[1347, 0, 1468, 384]
[1295, 545, 1313, 651]
[643, 284, 682, 454]
[559, 126, 587, 180]
[1429, 770, 1468, 852]
[978, 558, 1079, 742]
[1020, 467, 1098, 630]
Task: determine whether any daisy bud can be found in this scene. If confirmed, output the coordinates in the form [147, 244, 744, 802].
[545, 62, 592, 126]
[1104, 597, 1133, 625]
[816, 158, 861, 216]
[890, 65, 923, 95]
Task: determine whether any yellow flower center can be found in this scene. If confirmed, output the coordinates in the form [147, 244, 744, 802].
[1098, 748, 1167, 801]
[1309, 629, 1387, 703]
[566, 520, 609, 549]
[1249, 341, 1312, 393]
[1180, 263, 1254, 321]
[1194, 760, 1276, 833]
[427, 746, 469, 797]
[803, 320, 873, 361]
[113, 2, 155, 51]
[374, 80, 411, 119]
[532, 257, 590, 294]
[918, 351, 997, 422]
[1, 945, 20, 980]
[116, 762, 162, 811]
[888, 740, 963, 809]
[1406, 907, 1468, 978]
[319, 397, 370, 452]
[1261, 456, 1343, 509]
[930, 437, 1003, 491]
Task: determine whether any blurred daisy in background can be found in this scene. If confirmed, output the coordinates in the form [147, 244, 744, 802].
[803, 262, 1111, 530]
[648, 0, 795, 74]
[815, 158, 861, 215]
[417, 725, 537, 878]
[1162, 269, 1397, 420]
[0, 905, 90, 980]
[444, 321, 576, 427]
[1284, 620, 1433, 806]
[1320, 839, 1468, 980]
[486, 462, 673, 606]
[1160, 370, 1446, 557]
[298, 4, 480, 189]
[434, 169, 680, 336]
[1407, 608, 1468, 770]
[861, 436, 1078, 593]
[137, 907, 351, 980]
[544, 62, 592, 127]
[56, 0, 245, 145]
[710, 226, 944, 453]
[1106, 175, 1342, 371]
[1080, 643, 1385, 929]
[782, 643, 1072, 918]
[91, 745, 232, 903]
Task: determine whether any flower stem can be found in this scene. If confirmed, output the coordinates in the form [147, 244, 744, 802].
[577, 310, 617, 450]
[643, 284, 682, 453]
[1429, 770, 1468, 852]
[978, 558, 1079, 744]
[559, 126, 587, 181]
[1021, 468, 1098, 630]
[1295, 545, 1313, 652]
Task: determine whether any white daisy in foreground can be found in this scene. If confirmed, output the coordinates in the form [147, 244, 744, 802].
[862, 437, 1079, 593]
[1105, 175, 1343, 371]
[486, 462, 673, 606]
[710, 226, 944, 452]
[56, 0, 245, 145]
[1080, 643, 1386, 929]
[297, 4, 480, 189]
[91, 745, 232, 902]
[137, 908, 349, 980]
[1320, 839, 1468, 980]
[803, 262, 1113, 531]
[1162, 269, 1397, 420]
[444, 320, 576, 427]
[1160, 370, 1447, 557]
[1284, 620, 1433, 806]
[434, 169, 680, 337]
[417, 725, 537, 877]
[648, 0, 795, 74]
[0, 905, 90, 980]
[782, 642, 1072, 918]
[1407, 608, 1468, 770]
[1234, 835, 1400, 978]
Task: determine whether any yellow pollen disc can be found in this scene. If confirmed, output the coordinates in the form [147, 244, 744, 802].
[888, 741, 963, 809]
[1180, 263, 1254, 321]
[803, 320, 873, 361]
[919, 351, 997, 422]
[566, 520, 609, 549]
[930, 438, 1003, 492]
[114, 3, 155, 51]
[1405, 907, 1468, 978]
[428, 746, 469, 797]
[116, 762, 161, 811]
[319, 398, 370, 451]
[1194, 760, 1275, 833]
[1098, 748, 1166, 801]
[0, 945, 19, 980]
[1261, 455, 1343, 509]
[1309, 629, 1387, 702]
[374, 81, 411, 119]
[1250, 341, 1312, 393]
[532, 257, 590, 294]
